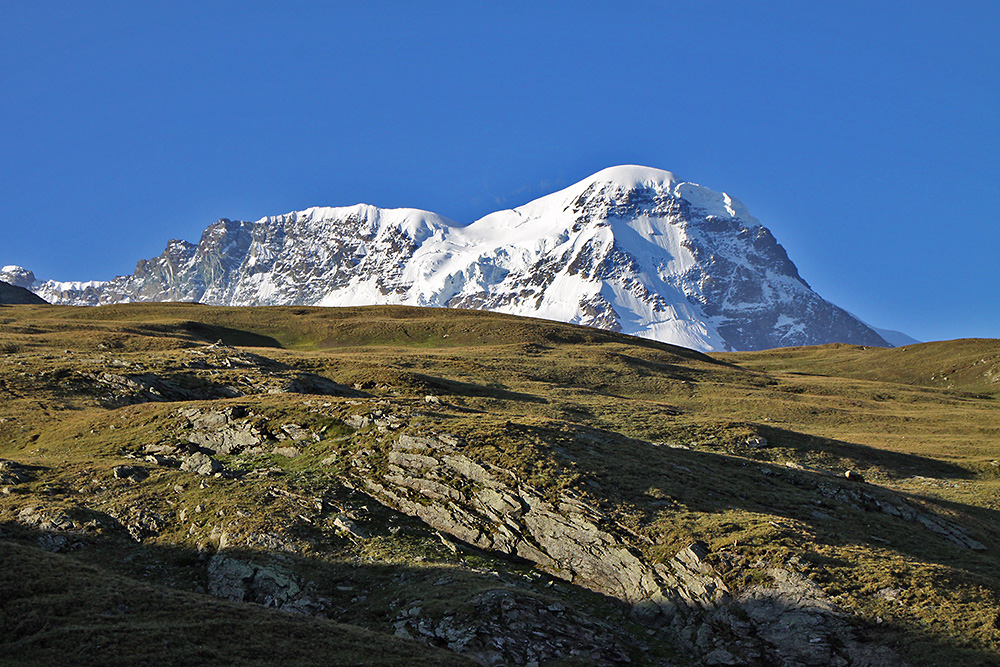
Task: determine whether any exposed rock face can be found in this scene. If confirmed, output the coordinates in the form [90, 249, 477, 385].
[0, 266, 36, 289]
[179, 406, 268, 455]
[692, 567, 906, 666]
[361, 431, 728, 612]
[392, 589, 632, 666]
[338, 418, 914, 665]
[1, 166, 893, 351]
[207, 553, 306, 609]
[16, 505, 81, 532]
[817, 480, 986, 550]
[180, 452, 223, 476]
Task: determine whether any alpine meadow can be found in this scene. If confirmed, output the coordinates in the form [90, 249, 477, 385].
[2, 5, 998, 664]
[0, 301, 998, 664]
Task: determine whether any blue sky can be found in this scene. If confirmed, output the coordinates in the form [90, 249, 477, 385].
[2, 1, 997, 342]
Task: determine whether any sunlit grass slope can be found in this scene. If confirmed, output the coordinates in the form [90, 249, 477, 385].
[1, 303, 998, 665]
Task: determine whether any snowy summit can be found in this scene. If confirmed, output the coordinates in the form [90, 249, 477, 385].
[2, 166, 890, 352]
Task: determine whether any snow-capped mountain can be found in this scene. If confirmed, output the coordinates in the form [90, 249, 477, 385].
[3, 165, 891, 351]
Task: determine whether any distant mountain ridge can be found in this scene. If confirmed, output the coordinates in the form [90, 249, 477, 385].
[3, 165, 893, 351]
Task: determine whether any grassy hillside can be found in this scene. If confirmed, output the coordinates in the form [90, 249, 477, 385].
[0, 538, 474, 666]
[725, 339, 1000, 398]
[1, 303, 998, 665]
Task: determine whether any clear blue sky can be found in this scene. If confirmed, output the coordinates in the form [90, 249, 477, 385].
[2, 1, 997, 342]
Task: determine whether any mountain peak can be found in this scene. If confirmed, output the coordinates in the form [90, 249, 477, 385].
[1, 265, 36, 289]
[581, 164, 681, 190]
[521, 165, 755, 225]
[6, 168, 897, 351]
[518, 165, 682, 213]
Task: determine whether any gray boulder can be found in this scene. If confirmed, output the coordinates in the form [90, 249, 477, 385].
[207, 554, 302, 608]
[180, 452, 223, 476]
[112, 465, 149, 482]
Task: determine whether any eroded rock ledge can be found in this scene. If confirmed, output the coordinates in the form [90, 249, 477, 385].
[360, 431, 727, 615]
[352, 428, 907, 666]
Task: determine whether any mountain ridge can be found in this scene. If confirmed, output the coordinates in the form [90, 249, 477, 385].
[2, 165, 892, 351]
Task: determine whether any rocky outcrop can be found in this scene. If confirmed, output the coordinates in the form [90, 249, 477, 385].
[105, 505, 167, 542]
[343, 423, 917, 665]
[180, 452, 224, 476]
[16, 505, 84, 533]
[359, 431, 728, 613]
[86, 369, 224, 406]
[179, 405, 269, 455]
[112, 465, 149, 483]
[392, 589, 632, 666]
[816, 480, 986, 550]
[175, 406, 328, 463]
[207, 553, 305, 608]
[74, 345, 360, 408]
[688, 566, 906, 666]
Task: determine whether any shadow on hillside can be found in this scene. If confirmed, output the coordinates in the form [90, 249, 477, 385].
[0, 529, 473, 666]
[511, 421, 999, 581]
[38, 346, 368, 408]
[0, 514, 634, 666]
[753, 424, 975, 480]
[606, 351, 741, 383]
[2, 508, 998, 666]
[133, 320, 285, 349]
[409, 373, 549, 404]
